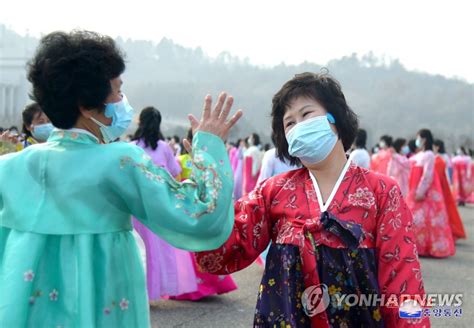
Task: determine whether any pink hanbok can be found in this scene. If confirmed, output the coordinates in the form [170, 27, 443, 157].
[406, 151, 455, 258]
[387, 153, 410, 197]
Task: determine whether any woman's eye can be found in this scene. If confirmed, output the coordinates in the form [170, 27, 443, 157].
[286, 122, 294, 128]
[303, 112, 310, 117]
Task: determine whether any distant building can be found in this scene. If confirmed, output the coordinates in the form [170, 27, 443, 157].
[0, 57, 30, 127]
[0, 24, 35, 127]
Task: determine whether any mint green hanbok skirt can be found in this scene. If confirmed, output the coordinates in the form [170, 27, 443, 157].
[0, 227, 150, 327]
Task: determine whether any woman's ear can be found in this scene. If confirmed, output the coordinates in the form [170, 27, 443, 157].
[78, 106, 93, 119]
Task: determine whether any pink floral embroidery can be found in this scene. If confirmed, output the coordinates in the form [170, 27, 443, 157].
[199, 253, 223, 273]
[276, 178, 296, 191]
[348, 187, 375, 209]
[104, 307, 111, 315]
[24, 270, 35, 282]
[385, 186, 401, 213]
[119, 298, 129, 311]
[49, 289, 59, 301]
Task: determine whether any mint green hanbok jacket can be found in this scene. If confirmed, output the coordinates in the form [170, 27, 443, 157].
[0, 129, 234, 327]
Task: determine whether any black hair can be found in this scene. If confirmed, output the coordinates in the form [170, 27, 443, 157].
[250, 133, 261, 146]
[393, 138, 406, 154]
[433, 139, 446, 154]
[459, 146, 468, 155]
[380, 135, 393, 147]
[22, 102, 43, 138]
[417, 129, 433, 151]
[27, 30, 125, 129]
[408, 139, 417, 153]
[271, 71, 358, 166]
[132, 106, 164, 150]
[355, 129, 367, 149]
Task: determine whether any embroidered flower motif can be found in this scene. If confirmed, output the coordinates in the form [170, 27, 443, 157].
[24, 270, 35, 282]
[373, 308, 382, 321]
[385, 186, 401, 212]
[119, 298, 129, 311]
[49, 289, 59, 301]
[29, 296, 36, 305]
[268, 279, 275, 286]
[348, 187, 375, 209]
[276, 222, 294, 244]
[199, 253, 223, 273]
[104, 307, 111, 315]
[276, 178, 296, 191]
[388, 213, 402, 230]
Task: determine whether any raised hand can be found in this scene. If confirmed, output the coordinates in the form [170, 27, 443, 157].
[183, 92, 243, 152]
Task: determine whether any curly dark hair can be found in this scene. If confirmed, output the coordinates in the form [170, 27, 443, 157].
[271, 71, 359, 166]
[27, 30, 125, 129]
[132, 107, 165, 150]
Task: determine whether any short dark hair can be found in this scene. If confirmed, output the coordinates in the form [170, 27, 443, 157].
[355, 129, 367, 149]
[433, 139, 446, 154]
[132, 106, 164, 150]
[27, 30, 125, 129]
[393, 138, 406, 154]
[417, 128, 434, 151]
[271, 72, 358, 166]
[380, 135, 393, 147]
[22, 102, 43, 137]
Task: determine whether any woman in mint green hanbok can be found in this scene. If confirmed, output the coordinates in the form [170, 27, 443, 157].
[0, 31, 242, 327]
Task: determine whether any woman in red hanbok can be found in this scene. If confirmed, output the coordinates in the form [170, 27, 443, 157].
[452, 147, 472, 206]
[196, 73, 429, 328]
[406, 130, 455, 258]
[371, 135, 393, 176]
[433, 139, 466, 240]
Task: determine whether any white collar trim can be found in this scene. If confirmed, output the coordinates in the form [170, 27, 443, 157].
[309, 159, 352, 213]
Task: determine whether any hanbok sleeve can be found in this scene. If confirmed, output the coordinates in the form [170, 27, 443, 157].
[416, 152, 435, 199]
[376, 181, 430, 327]
[116, 131, 234, 251]
[194, 181, 272, 274]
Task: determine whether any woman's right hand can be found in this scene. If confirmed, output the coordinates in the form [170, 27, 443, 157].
[183, 92, 243, 151]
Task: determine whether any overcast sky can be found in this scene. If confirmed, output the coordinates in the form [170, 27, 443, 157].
[1, 0, 473, 82]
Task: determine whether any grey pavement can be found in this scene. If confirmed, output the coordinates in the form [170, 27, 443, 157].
[150, 206, 474, 327]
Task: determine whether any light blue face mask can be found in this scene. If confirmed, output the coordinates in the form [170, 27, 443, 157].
[286, 113, 337, 164]
[401, 145, 410, 155]
[415, 138, 422, 148]
[91, 94, 134, 143]
[32, 123, 54, 142]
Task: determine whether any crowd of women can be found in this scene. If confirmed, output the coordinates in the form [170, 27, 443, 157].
[0, 30, 471, 327]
